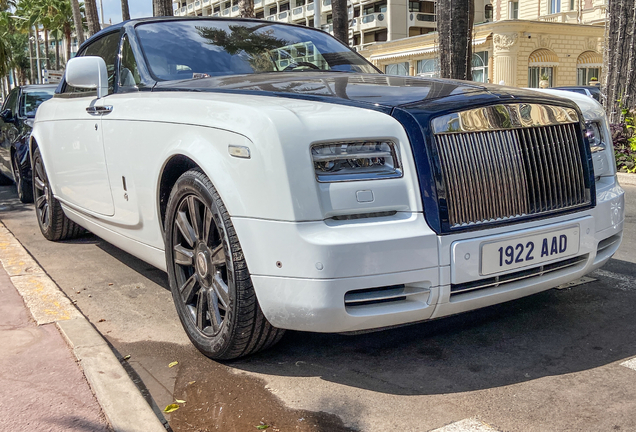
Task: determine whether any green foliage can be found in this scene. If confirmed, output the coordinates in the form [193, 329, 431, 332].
[612, 110, 636, 173]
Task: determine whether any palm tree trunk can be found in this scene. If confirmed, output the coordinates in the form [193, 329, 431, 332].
[34, 26, 41, 82]
[604, 0, 636, 122]
[153, 0, 174, 16]
[85, 0, 101, 36]
[28, 27, 35, 83]
[44, 30, 50, 70]
[64, 24, 72, 65]
[238, 0, 254, 18]
[121, 0, 131, 21]
[70, 0, 85, 44]
[331, 0, 348, 44]
[438, 0, 474, 80]
[54, 31, 60, 70]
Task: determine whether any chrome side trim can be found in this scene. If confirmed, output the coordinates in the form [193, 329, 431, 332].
[432, 103, 579, 134]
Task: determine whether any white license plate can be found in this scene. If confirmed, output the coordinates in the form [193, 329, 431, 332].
[481, 226, 580, 276]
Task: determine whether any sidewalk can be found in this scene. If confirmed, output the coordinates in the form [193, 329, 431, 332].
[0, 222, 167, 432]
[0, 265, 111, 431]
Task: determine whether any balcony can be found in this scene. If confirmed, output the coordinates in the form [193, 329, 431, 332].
[360, 12, 387, 30]
[321, 23, 333, 33]
[409, 12, 436, 28]
[203, 0, 210, 4]
[322, 0, 332, 12]
[222, 7, 230, 15]
[181, 6, 187, 14]
[275, 11, 290, 21]
[255, 0, 262, 4]
[266, 14, 276, 20]
[538, 11, 578, 23]
[292, 5, 304, 16]
[307, 2, 314, 11]
[213, 12, 220, 16]
[195, 0, 201, 10]
[188, 3, 194, 11]
[174, 8, 179, 15]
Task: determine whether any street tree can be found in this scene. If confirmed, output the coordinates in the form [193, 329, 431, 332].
[437, 0, 474, 80]
[84, 0, 100, 35]
[604, 0, 636, 122]
[121, 0, 130, 21]
[69, 0, 84, 43]
[153, 0, 173, 16]
[331, 0, 348, 44]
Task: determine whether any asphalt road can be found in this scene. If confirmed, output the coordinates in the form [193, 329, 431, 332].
[0, 184, 635, 432]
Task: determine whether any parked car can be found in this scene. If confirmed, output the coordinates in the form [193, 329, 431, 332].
[0, 84, 57, 202]
[30, 17, 624, 360]
[551, 85, 602, 102]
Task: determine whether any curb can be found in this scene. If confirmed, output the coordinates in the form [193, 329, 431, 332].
[0, 222, 167, 432]
[617, 172, 636, 186]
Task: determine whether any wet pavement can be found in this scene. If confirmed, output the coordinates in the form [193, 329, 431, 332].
[0, 184, 635, 431]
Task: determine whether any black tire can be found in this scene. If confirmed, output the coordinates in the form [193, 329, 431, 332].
[165, 169, 284, 360]
[32, 147, 85, 241]
[12, 152, 33, 203]
[0, 168, 14, 186]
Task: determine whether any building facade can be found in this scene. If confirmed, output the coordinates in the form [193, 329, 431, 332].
[173, 0, 607, 88]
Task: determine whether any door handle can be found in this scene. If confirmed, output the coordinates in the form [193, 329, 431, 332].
[86, 105, 113, 115]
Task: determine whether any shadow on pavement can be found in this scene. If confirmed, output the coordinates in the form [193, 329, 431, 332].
[228, 260, 636, 396]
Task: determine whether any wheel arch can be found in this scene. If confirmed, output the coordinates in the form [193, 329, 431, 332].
[157, 154, 199, 231]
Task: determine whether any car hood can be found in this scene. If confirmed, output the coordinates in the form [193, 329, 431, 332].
[152, 72, 505, 110]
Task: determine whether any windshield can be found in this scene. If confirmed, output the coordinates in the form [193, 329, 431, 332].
[21, 89, 55, 117]
[135, 20, 378, 81]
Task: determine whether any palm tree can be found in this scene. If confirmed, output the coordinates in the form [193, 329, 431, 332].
[238, 0, 254, 18]
[70, 0, 84, 44]
[331, 0, 347, 44]
[50, 0, 75, 66]
[121, 0, 129, 21]
[437, 0, 474, 80]
[84, 0, 100, 36]
[153, 0, 173, 16]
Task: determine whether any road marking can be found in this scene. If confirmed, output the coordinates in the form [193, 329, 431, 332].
[431, 418, 500, 432]
[593, 269, 636, 291]
[621, 358, 636, 371]
[0, 224, 80, 324]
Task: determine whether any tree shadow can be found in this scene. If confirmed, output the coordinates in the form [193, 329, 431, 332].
[229, 259, 636, 396]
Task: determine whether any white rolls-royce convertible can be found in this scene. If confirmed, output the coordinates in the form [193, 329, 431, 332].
[30, 17, 624, 359]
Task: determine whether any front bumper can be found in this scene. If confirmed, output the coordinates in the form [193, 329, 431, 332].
[233, 176, 624, 332]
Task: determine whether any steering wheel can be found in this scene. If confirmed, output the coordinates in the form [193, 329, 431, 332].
[283, 61, 321, 71]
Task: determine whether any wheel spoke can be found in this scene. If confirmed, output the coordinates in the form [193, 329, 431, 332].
[34, 177, 45, 191]
[173, 244, 194, 267]
[176, 210, 197, 247]
[34, 162, 45, 184]
[207, 289, 222, 333]
[187, 196, 202, 241]
[36, 194, 47, 209]
[209, 243, 225, 267]
[196, 289, 208, 331]
[202, 207, 213, 245]
[212, 272, 229, 309]
[180, 273, 199, 304]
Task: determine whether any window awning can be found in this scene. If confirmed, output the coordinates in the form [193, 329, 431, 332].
[370, 33, 492, 61]
[528, 49, 559, 67]
[577, 51, 603, 68]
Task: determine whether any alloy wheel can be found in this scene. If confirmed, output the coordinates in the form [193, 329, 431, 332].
[172, 194, 230, 336]
[33, 154, 51, 229]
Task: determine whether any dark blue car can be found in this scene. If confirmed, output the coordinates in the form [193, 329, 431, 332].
[0, 84, 57, 202]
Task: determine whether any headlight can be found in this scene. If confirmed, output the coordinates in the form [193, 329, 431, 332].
[585, 121, 605, 153]
[311, 141, 402, 182]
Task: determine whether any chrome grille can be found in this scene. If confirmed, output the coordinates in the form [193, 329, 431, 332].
[436, 123, 590, 228]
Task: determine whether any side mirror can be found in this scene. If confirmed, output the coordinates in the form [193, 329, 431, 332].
[65, 56, 109, 99]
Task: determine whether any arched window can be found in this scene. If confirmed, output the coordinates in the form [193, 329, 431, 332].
[416, 58, 439, 78]
[385, 62, 409, 76]
[528, 49, 559, 87]
[577, 51, 602, 85]
[472, 51, 489, 83]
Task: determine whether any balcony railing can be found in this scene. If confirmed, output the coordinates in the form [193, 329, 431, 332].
[195, 0, 201, 8]
[232, 5, 239, 11]
[181, 6, 186, 12]
[203, 0, 210, 4]
[266, 14, 276, 20]
[293, 6, 303, 15]
[188, 3, 193, 10]
[323, 0, 331, 4]
[321, 23, 333, 32]
[213, 11, 220, 16]
[174, 8, 179, 15]
[255, 0, 262, 4]
[412, 12, 435, 22]
[222, 7, 230, 15]
[307, 3, 314, 11]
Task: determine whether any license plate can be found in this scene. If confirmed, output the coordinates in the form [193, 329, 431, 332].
[481, 226, 580, 276]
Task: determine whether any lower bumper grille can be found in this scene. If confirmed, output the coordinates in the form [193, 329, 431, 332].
[344, 284, 428, 308]
[451, 254, 589, 296]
